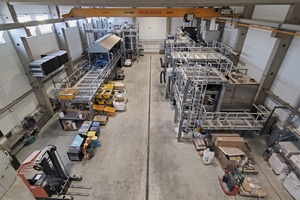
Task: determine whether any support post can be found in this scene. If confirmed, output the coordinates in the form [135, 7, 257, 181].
[1, 3, 54, 115]
[166, 17, 171, 34]
[49, 5, 74, 76]
[255, 4, 300, 105]
[232, 5, 255, 66]
[178, 79, 190, 142]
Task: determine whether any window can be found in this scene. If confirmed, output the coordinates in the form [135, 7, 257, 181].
[35, 14, 48, 21]
[36, 14, 53, 34]
[39, 24, 53, 34]
[0, 31, 5, 44]
[18, 15, 31, 23]
[68, 20, 77, 27]
[27, 26, 37, 37]
[87, 18, 92, 23]
[17, 15, 37, 36]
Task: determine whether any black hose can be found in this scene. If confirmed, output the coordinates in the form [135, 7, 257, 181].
[160, 71, 166, 84]
[160, 58, 164, 68]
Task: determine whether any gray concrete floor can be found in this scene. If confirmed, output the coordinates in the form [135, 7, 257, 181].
[1, 54, 292, 200]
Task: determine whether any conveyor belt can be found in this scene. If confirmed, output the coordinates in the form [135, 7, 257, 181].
[59, 45, 124, 103]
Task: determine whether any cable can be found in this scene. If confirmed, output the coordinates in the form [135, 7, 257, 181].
[160, 71, 166, 84]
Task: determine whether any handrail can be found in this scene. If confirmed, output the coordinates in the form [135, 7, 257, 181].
[56, 44, 125, 102]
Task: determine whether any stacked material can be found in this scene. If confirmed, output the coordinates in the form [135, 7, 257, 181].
[239, 177, 267, 198]
[290, 154, 300, 171]
[278, 141, 300, 157]
[194, 138, 205, 151]
[268, 153, 288, 175]
[283, 172, 300, 200]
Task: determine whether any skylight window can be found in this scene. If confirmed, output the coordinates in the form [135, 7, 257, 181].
[0, 31, 5, 44]
[18, 15, 31, 23]
[36, 14, 53, 34]
[68, 20, 77, 27]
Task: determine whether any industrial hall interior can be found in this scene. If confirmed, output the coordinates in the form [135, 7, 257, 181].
[1, 0, 300, 200]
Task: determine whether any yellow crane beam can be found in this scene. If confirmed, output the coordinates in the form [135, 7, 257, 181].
[62, 7, 234, 18]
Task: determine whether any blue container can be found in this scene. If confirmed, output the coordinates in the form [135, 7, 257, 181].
[90, 122, 101, 136]
[91, 136, 102, 148]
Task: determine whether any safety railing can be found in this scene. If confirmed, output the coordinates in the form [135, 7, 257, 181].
[57, 44, 124, 103]
[200, 104, 270, 130]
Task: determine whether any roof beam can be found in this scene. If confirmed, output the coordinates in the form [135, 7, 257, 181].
[62, 8, 231, 18]
[0, 18, 63, 31]
[4, 0, 300, 6]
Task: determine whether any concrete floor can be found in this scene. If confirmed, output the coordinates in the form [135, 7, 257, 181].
[2, 54, 293, 200]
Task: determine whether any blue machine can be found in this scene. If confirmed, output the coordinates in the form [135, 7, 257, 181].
[87, 34, 122, 69]
[67, 133, 85, 161]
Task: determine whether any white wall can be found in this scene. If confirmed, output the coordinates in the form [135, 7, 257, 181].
[86, 23, 95, 47]
[137, 17, 166, 40]
[222, 4, 300, 123]
[0, 30, 38, 139]
[107, 17, 133, 25]
[64, 27, 83, 60]
[222, 22, 238, 48]
[264, 34, 300, 121]
[170, 17, 182, 34]
[209, 18, 217, 30]
[58, 5, 74, 15]
[26, 32, 59, 60]
[137, 17, 166, 52]
[13, 5, 50, 15]
[252, 5, 290, 22]
[238, 28, 276, 83]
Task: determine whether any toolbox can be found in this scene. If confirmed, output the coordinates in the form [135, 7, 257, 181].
[67, 134, 85, 161]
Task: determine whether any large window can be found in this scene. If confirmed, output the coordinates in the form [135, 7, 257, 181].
[18, 15, 37, 36]
[0, 31, 5, 44]
[68, 20, 77, 27]
[36, 14, 53, 34]
[18, 15, 31, 22]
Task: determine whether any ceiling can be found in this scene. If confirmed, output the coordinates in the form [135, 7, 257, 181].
[4, 0, 299, 7]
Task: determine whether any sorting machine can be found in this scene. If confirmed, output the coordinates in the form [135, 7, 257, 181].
[57, 34, 125, 118]
[164, 32, 270, 140]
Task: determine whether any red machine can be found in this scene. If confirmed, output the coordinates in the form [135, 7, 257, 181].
[219, 167, 244, 196]
[18, 145, 89, 200]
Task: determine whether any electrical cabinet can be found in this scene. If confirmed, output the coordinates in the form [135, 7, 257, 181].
[0, 151, 16, 198]
[221, 73, 259, 111]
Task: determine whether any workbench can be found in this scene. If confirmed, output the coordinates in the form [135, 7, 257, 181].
[58, 112, 86, 131]
[0, 127, 38, 155]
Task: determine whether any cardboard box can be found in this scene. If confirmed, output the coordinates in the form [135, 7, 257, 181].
[218, 146, 246, 170]
[212, 133, 240, 143]
[215, 136, 246, 149]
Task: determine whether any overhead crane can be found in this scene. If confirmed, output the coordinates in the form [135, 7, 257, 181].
[62, 7, 236, 18]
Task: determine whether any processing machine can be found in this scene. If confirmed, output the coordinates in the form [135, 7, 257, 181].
[18, 145, 90, 200]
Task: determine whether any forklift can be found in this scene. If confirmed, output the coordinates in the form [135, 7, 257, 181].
[18, 145, 90, 200]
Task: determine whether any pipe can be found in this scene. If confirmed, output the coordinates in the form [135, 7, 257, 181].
[0, 88, 36, 115]
[212, 18, 300, 37]
[265, 89, 300, 118]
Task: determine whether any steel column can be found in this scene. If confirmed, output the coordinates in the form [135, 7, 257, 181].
[196, 18, 202, 41]
[216, 21, 225, 40]
[1, 3, 54, 115]
[255, 4, 300, 105]
[232, 5, 254, 66]
[166, 17, 171, 34]
[203, 18, 211, 31]
[178, 79, 190, 142]
[77, 18, 89, 51]
[21, 37, 55, 115]
[49, 5, 74, 76]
